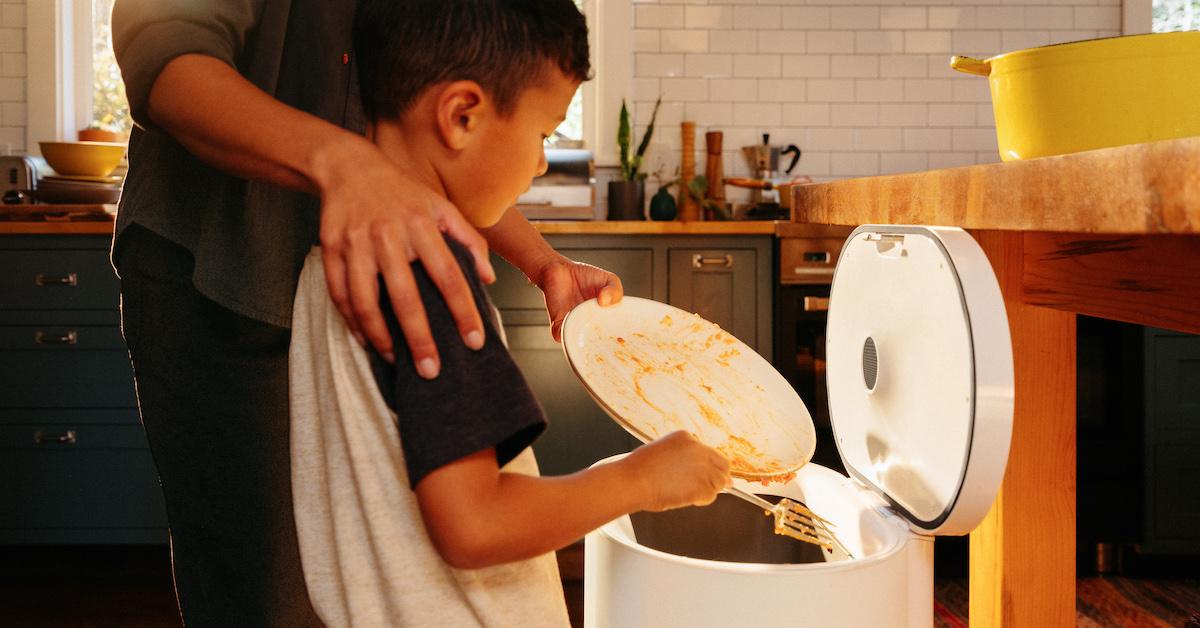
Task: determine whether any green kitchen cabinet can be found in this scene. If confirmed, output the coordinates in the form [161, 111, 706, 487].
[490, 234, 773, 476]
[0, 235, 167, 544]
[1142, 327, 1200, 554]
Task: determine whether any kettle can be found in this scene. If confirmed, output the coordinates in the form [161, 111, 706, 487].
[741, 134, 801, 181]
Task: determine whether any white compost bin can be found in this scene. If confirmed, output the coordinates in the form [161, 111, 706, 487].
[584, 225, 1014, 628]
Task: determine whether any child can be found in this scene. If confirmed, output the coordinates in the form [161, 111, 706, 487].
[288, 1, 733, 626]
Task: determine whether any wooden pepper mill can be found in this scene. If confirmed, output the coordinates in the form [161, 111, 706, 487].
[705, 131, 725, 219]
[678, 121, 699, 222]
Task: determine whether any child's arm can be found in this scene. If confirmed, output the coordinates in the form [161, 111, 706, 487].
[414, 431, 730, 570]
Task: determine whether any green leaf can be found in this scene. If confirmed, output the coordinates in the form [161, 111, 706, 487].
[634, 97, 662, 162]
[617, 100, 632, 179]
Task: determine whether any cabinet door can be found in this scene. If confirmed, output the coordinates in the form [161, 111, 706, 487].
[667, 249, 758, 349]
[491, 248, 653, 476]
[1143, 329, 1200, 553]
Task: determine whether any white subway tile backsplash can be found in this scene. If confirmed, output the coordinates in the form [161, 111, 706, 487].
[734, 102, 783, 127]
[734, 6, 782, 30]
[637, 53, 685, 78]
[1, 4, 23, 27]
[855, 78, 906, 102]
[685, 102, 734, 127]
[879, 55, 928, 78]
[757, 79, 807, 102]
[635, 5, 684, 30]
[785, 103, 832, 127]
[928, 103, 977, 126]
[881, 152, 930, 174]
[904, 128, 953, 151]
[855, 30, 905, 53]
[1074, 7, 1121, 29]
[929, 7, 977, 29]
[0, 51, 22, 77]
[880, 103, 930, 126]
[685, 53, 733, 78]
[882, 7, 927, 30]
[782, 54, 832, 78]
[1, 100, 23, 126]
[810, 31, 857, 53]
[661, 30, 709, 54]
[634, 29, 660, 53]
[0, 27, 21, 53]
[782, 7, 832, 30]
[628, 0, 1117, 181]
[711, 30, 759, 54]
[832, 7, 881, 29]
[807, 79, 857, 102]
[832, 103, 880, 126]
[661, 77, 709, 102]
[758, 31, 807, 54]
[832, 55, 879, 78]
[856, 128, 904, 150]
[734, 54, 782, 78]
[712, 78, 761, 102]
[905, 31, 952, 54]
[686, 6, 733, 30]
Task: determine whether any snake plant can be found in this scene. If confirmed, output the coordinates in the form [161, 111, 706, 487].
[617, 97, 661, 181]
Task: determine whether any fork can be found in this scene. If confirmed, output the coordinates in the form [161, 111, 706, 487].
[724, 486, 849, 556]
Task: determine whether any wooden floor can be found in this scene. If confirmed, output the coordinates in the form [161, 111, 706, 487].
[2, 544, 1195, 627]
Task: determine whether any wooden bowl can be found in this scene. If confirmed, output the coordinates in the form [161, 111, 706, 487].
[39, 141, 127, 177]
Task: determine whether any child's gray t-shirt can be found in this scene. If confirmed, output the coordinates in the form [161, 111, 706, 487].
[288, 241, 569, 628]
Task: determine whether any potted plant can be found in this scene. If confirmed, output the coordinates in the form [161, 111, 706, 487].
[607, 97, 661, 220]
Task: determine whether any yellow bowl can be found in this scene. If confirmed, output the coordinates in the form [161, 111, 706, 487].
[951, 32, 1200, 161]
[39, 141, 127, 176]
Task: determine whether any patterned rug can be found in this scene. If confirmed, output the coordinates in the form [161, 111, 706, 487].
[933, 578, 1200, 627]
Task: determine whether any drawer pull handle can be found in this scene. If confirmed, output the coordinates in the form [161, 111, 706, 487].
[35, 272, 78, 287]
[803, 297, 830, 312]
[35, 330, 79, 345]
[692, 254, 733, 269]
[34, 430, 77, 445]
[803, 251, 831, 263]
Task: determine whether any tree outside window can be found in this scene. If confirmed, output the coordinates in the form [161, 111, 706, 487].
[1153, 0, 1200, 31]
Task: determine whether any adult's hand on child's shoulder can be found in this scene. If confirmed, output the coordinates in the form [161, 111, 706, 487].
[315, 137, 496, 378]
[535, 256, 624, 342]
[624, 431, 731, 512]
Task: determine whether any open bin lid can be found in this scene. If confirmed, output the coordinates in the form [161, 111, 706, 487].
[826, 226, 1014, 536]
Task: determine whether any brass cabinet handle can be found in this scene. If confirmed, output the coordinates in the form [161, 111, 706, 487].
[803, 296, 830, 312]
[692, 254, 733, 268]
[34, 430, 77, 445]
[35, 272, 78, 287]
[35, 330, 78, 345]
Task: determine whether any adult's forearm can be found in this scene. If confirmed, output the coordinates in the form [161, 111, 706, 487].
[146, 54, 370, 195]
[481, 208, 561, 280]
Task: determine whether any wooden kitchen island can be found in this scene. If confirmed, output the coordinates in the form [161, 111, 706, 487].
[792, 136, 1200, 627]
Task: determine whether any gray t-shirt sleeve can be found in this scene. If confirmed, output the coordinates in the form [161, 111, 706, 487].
[370, 238, 548, 489]
[112, 0, 264, 126]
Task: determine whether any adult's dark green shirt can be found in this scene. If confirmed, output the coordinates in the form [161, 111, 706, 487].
[112, 0, 365, 326]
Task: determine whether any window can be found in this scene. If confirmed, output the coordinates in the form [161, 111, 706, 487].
[92, 0, 130, 133]
[1153, 0, 1200, 31]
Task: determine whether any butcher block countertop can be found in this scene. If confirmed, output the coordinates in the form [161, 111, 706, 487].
[793, 135, 1200, 235]
[791, 136, 1200, 628]
[0, 213, 781, 236]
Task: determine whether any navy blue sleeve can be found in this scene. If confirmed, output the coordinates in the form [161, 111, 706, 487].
[369, 237, 547, 488]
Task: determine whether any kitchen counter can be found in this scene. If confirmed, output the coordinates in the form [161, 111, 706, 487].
[0, 214, 781, 236]
[791, 136, 1200, 628]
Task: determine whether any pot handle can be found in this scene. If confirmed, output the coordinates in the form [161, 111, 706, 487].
[950, 55, 991, 77]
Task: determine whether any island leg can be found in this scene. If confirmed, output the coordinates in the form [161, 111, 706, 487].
[970, 231, 1076, 627]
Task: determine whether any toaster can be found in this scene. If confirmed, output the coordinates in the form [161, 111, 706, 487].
[1, 155, 42, 204]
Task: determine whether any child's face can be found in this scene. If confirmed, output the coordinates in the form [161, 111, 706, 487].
[444, 69, 581, 228]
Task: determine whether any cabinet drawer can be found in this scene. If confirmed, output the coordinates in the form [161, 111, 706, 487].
[0, 249, 120, 310]
[490, 248, 654, 311]
[0, 424, 166, 531]
[779, 238, 843, 285]
[0, 408, 141, 426]
[0, 326, 136, 408]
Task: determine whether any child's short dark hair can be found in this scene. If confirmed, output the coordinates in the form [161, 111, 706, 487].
[354, 0, 591, 122]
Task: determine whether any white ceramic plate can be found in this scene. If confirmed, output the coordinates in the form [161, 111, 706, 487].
[561, 296, 816, 482]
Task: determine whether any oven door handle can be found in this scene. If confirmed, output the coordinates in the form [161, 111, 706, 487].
[803, 296, 830, 312]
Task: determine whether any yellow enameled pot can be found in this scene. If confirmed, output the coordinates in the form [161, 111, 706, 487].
[952, 32, 1200, 161]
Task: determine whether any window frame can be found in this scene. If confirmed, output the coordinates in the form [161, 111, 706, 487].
[1125, 0, 1154, 34]
[27, 0, 633, 165]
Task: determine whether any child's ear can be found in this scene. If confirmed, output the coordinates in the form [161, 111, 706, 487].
[435, 80, 487, 151]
